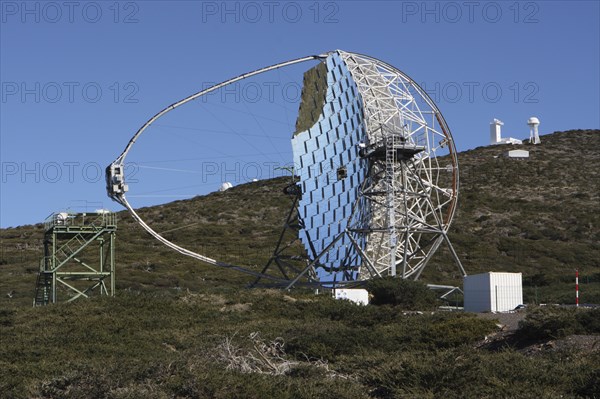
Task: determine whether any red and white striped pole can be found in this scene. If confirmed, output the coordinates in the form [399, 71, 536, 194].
[575, 269, 579, 307]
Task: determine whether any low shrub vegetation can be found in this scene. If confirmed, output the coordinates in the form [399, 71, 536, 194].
[516, 305, 600, 341]
[1, 131, 600, 397]
[1, 290, 599, 398]
[366, 277, 439, 310]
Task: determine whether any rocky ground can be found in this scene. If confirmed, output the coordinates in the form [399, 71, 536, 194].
[475, 310, 600, 356]
[476, 310, 527, 331]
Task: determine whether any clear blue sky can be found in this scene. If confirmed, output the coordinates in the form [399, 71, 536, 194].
[1, 0, 599, 227]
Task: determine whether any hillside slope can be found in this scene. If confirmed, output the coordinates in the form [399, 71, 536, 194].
[441, 129, 600, 302]
[1, 129, 599, 307]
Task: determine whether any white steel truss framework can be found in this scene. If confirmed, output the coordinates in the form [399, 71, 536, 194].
[338, 51, 465, 280]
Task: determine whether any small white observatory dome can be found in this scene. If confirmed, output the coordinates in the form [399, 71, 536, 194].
[527, 117, 540, 125]
[219, 182, 233, 192]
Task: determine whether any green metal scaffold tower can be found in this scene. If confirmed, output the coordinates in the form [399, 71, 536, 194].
[33, 211, 117, 306]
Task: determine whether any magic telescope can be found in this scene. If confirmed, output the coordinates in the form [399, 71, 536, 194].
[106, 50, 465, 287]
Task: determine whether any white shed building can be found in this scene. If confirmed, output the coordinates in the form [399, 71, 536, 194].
[463, 272, 523, 312]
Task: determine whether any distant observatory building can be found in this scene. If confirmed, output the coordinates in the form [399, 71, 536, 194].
[503, 149, 529, 159]
[490, 119, 522, 145]
[219, 182, 233, 192]
[528, 117, 541, 144]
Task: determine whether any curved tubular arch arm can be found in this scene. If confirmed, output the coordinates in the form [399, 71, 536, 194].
[121, 198, 289, 281]
[106, 53, 328, 282]
[114, 54, 326, 168]
[107, 54, 326, 203]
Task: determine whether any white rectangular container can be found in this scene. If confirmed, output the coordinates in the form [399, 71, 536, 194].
[334, 288, 369, 305]
[464, 272, 523, 312]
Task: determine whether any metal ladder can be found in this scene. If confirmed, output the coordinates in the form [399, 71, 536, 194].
[33, 270, 52, 306]
[385, 131, 398, 276]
